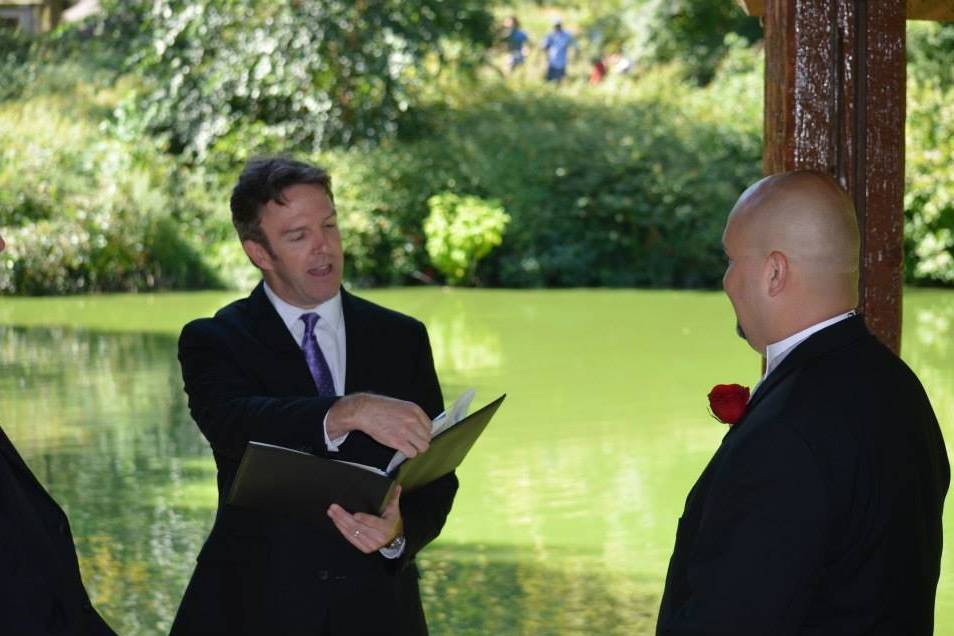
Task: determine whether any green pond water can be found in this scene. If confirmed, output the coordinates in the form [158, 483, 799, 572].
[0, 288, 951, 635]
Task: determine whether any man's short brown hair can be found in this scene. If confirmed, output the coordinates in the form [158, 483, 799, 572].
[230, 157, 335, 252]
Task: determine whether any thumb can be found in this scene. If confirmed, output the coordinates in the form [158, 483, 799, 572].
[383, 485, 402, 517]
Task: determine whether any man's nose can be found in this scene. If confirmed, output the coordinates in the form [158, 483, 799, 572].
[310, 229, 327, 252]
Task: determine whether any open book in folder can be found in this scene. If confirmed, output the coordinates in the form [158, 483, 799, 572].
[227, 392, 506, 526]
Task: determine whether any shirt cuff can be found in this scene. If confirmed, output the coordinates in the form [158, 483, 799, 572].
[322, 411, 349, 452]
[378, 540, 406, 560]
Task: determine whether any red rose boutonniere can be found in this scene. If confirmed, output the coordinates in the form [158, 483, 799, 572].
[707, 384, 750, 425]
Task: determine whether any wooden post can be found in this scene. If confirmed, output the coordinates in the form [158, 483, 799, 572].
[762, 0, 906, 353]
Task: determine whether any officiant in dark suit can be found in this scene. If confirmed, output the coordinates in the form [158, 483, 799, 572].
[0, 233, 116, 635]
[170, 158, 458, 635]
[657, 171, 949, 635]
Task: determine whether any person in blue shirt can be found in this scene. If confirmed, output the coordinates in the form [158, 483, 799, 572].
[542, 18, 577, 82]
[503, 16, 529, 72]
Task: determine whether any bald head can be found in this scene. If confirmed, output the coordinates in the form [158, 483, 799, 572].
[731, 171, 860, 276]
[722, 171, 861, 352]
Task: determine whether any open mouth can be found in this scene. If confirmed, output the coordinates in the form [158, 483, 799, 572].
[308, 264, 334, 277]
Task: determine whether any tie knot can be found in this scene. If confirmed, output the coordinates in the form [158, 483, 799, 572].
[300, 312, 320, 332]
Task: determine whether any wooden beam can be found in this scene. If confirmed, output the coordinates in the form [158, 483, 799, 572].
[763, 0, 906, 353]
[738, 0, 954, 21]
[907, 0, 954, 21]
[736, 0, 764, 16]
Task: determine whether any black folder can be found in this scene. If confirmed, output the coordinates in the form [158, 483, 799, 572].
[227, 394, 506, 526]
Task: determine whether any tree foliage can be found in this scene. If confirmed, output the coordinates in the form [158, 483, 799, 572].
[908, 21, 954, 88]
[116, 0, 495, 159]
[581, 0, 762, 84]
[324, 62, 763, 288]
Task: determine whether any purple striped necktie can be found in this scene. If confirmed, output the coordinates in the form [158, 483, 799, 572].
[299, 312, 336, 396]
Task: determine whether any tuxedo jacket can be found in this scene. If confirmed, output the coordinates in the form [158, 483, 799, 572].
[170, 284, 458, 635]
[0, 426, 115, 635]
[657, 316, 949, 635]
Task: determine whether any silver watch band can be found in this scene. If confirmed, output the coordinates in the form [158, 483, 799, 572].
[385, 535, 406, 551]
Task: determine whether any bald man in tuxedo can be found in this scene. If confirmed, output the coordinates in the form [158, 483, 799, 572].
[0, 233, 116, 635]
[658, 172, 949, 634]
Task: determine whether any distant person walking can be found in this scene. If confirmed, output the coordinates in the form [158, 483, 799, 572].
[590, 56, 607, 84]
[542, 18, 577, 83]
[503, 16, 529, 72]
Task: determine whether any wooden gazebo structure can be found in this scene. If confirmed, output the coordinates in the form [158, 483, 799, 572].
[736, 0, 954, 354]
[0, 0, 66, 33]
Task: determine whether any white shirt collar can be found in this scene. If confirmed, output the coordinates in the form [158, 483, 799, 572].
[262, 281, 344, 336]
[763, 310, 856, 379]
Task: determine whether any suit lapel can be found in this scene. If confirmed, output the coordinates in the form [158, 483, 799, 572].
[245, 282, 318, 397]
[342, 289, 371, 394]
[731, 315, 870, 431]
[683, 316, 870, 516]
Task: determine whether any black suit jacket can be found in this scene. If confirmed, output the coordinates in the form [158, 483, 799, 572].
[657, 316, 949, 635]
[0, 426, 115, 635]
[170, 284, 458, 635]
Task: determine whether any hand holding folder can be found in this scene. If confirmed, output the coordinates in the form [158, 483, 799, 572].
[227, 392, 506, 526]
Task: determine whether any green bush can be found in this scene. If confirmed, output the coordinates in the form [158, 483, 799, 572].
[908, 21, 954, 88]
[904, 22, 954, 285]
[0, 29, 35, 101]
[0, 97, 223, 294]
[424, 193, 510, 285]
[905, 76, 954, 285]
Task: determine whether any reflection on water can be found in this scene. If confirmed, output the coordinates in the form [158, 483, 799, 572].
[0, 327, 212, 634]
[0, 289, 951, 634]
[419, 544, 657, 635]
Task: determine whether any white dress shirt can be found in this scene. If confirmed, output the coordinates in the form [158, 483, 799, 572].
[763, 310, 857, 381]
[263, 282, 404, 558]
[263, 282, 348, 450]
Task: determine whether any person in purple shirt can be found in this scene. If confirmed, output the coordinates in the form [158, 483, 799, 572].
[542, 18, 578, 82]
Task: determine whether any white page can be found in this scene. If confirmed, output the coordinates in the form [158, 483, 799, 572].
[433, 388, 476, 437]
[249, 441, 312, 456]
[385, 388, 476, 474]
[331, 458, 389, 477]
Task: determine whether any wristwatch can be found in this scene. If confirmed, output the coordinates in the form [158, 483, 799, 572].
[384, 534, 406, 552]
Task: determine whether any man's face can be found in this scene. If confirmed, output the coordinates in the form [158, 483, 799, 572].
[244, 183, 343, 308]
[721, 210, 765, 353]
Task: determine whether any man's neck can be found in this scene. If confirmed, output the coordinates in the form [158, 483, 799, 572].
[763, 309, 856, 379]
[768, 301, 858, 346]
[262, 280, 343, 334]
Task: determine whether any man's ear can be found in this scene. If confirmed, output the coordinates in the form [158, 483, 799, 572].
[765, 250, 788, 297]
[242, 239, 273, 272]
